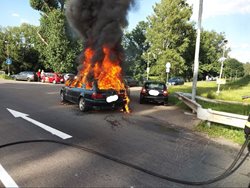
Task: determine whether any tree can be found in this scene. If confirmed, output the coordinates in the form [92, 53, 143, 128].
[123, 21, 149, 81]
[145, 0, 194, 81]
[223, 58, 244, 79]
[243, 62, 250, 76]
[0, 24, 40, 73]
[199, 30, 227, 79]
[30, 0, 65, 13]
[30, 0, 81, 73]
[0, 28, 6, 71]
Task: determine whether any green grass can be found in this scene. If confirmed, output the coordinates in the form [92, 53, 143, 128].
[169, 76, 250, 103]
[195, 122, 245, 144]
[197, 100, 250, 116]
[168, 76, 250, 144]
[0, 74, 13, 80]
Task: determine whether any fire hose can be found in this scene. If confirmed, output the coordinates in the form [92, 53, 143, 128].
[0, 135, 249, 186]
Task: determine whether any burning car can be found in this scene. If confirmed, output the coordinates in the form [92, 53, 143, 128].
[60, 80, 128, 112]
[64, 0, 132, 112]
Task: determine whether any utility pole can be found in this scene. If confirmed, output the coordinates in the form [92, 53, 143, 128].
[191, 0, 203, 101]
[147, 52, 150, 80]
[5, 41, 11, 76]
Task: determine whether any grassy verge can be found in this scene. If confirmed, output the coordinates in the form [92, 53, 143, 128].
[197, 99, 250, 116]
[195, 122, 245, 144]
[168, 76, 250, 144]
[0, 74, 13, 80]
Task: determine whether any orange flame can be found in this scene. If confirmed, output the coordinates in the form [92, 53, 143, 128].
[66, 46, 130, 113]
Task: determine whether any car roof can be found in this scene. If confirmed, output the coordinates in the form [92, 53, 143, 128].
[20, 71, 34, 74]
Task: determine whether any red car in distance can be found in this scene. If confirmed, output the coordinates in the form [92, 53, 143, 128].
[41, 72, 64, 84]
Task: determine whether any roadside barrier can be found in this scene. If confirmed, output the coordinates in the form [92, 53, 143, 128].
[176, 92, 248, 129]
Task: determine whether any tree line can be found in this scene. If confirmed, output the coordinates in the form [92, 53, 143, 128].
[0, 0, 249, 80]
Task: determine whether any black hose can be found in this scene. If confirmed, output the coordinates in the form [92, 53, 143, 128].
[0, 137, 249, 186]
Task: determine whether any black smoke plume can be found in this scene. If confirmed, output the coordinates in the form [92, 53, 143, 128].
[66, 0, 135, 80]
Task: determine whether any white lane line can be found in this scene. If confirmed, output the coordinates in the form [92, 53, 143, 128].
[47, 92, 59, 95]
[0, 164, 19, 188]
[23, 116, 72, 139]
[7, 108, 72, 140]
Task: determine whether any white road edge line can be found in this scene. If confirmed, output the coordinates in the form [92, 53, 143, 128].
[0, 164, 19, 188]
[7, 108, 72, 140]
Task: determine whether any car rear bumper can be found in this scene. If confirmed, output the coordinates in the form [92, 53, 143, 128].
[141, 95, 168, 103]
[85, 98, 126, 109]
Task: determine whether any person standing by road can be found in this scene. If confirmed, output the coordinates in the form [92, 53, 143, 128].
[36, 69, 41, 82]
[41, 70, 45, 80]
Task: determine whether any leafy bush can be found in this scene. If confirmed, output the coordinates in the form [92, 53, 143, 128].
[0, 74, 13, 80]
[206, 91, 216, 99]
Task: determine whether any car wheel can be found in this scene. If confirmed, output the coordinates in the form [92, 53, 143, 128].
[163, 98, 168, 106]
[27, 78, 31, 82]
[139, 97, 144, 104]
[79, 97, 87, 112]
[53, 80, 56, 84]
[60, 91, 65, 102]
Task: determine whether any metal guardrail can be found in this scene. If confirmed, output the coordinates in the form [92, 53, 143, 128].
[175, 92, 201, 112]
[176, 92, 248, 129]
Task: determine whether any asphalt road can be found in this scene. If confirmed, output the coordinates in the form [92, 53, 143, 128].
[0, 79, 249, 187]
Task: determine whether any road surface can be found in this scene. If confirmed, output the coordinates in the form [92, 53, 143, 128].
[0, 79, 249, 187]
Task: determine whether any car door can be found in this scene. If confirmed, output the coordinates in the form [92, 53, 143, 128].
[71, 84, 85, 103]
[17, 72, 24, 80]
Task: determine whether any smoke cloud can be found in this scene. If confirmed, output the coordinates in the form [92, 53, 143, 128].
[66, 0, 135, 75]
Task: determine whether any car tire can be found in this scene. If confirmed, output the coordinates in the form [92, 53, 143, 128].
[60, 91, 65, 102]
[163, 98, 168, 106]
[139, 97, 144, 104]
[79, 97, 87, 112]
[27, 78, 31, 82]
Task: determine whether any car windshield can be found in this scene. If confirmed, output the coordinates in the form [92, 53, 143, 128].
[170, 78, 178, 81]
[145, 83, 165, 90]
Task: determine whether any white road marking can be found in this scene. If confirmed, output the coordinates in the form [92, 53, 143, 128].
[7, 108, 72, 140]
[46, 92, 59, 95]
[0, 164, 19, 188]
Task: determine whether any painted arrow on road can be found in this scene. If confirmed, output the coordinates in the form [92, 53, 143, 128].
[7, 108, 72, 140]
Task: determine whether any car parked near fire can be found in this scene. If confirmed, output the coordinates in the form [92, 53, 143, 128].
[124, 76, 138, 87]
[63, 73, 76, 82]
[12, 71, 37, 82]
[140, 81, 168, 105]
[41, 72, 64, 84]
[168, 77, 184, 85]
[60, 81, 128, 112]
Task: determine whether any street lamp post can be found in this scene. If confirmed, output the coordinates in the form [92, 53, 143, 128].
[147, 52, 150, 80]
[146, 52, 156, 81]
[216, 40, 228, 94]
[166, 62, 171, 84]
[191, 0, 203, 101]
[5, 41, 10, 76]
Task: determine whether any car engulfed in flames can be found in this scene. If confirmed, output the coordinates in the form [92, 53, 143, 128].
[63, 46, 130, 113]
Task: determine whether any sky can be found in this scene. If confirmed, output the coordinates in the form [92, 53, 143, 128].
[0, 0, 249, 63]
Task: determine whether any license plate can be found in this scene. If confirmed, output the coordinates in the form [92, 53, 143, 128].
[106, 95, 118, 103]
[149, 90, 159, 96]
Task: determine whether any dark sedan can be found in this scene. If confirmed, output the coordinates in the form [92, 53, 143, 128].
[168, 77, 184, 85]
[124, 76, 138, 87]
[140, 81, 168, 105]
[60, 81, 127, 112]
